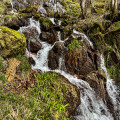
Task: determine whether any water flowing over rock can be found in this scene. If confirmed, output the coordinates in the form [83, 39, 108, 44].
[6, 0, 120, 119]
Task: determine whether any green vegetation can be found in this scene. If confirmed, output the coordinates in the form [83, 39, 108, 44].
[61, 0, 80, 17]
[0, 26, 26, 58]
[68, 39, 83, 52]
[42, 18, 53, 30]
[0, 57, 7, 84]
[17, 54, 31, 72]
[0, 72, 70, 120]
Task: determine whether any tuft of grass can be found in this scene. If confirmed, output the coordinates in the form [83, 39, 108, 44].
[68, 39, 83, 53]
[0, 57, 7, 73]
[16, 54, 31, 72]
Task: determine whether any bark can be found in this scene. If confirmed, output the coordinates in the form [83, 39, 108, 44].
[80, 0, 88, 19]
[110, 0, 118, 14]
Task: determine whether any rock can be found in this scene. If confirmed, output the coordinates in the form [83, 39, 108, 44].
[48, 50, 59, 70]
[88, 32, 105, 50]
[59, 74, 80, 115]
[27, 39, 42, 53]
[10, 0, 41, 10]
[65, 38, 100, 76]
[22, 27, 42, 53]
[28, 57, 35, 66]
[86, 71, 106, 99]
[87, 21, 104, 35]
[48, 42, 66, 70]
[4, 16, 27, 30]
[53, 42, 65, 53]
[104, 21, 120, 52]
[0, 26, 26, 58]
[40, 30, 58, 44]
[40, 18, 53, 31]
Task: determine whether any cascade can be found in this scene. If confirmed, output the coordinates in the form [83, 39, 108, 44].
[23, 19, 115, 120]
[9, 0, 17, 11]
[9, 1, 120, 119]
[100, 55, 120, 119]
[49, 18, 55, 24]
[73, 29, 93, 48]
[9, 0, 14, 10]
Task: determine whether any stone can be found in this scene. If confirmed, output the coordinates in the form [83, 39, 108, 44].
[0, 26, 26, 58]
[40, 30, 58, 44]
[48, 42, 65, 70]
[22, 27, 42, 53]
[65, 38, 100, 76]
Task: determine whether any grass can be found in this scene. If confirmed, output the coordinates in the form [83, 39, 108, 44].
[0, 72, 70, 120]
[68, 39, 83, 53]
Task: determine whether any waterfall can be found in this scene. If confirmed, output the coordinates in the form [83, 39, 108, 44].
[23, 18, 118, 120]
[9, 1, 120, 118]
[9, 0, 14, 9]
[49, 18, 55, 24]
[100, 55, 120, 119]
[73, 29, 93, 48]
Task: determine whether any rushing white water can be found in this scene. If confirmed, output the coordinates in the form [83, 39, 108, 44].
[19, 18, 41, 35]
[55, 70, 114, 120]
[73, 29, 93, 48]
[47, 0, 66, 13]
[24, 19, 116, 120]
[100, 55, 120, 118]
[49, 18, 55, 24]
[9, 0, 14, 9]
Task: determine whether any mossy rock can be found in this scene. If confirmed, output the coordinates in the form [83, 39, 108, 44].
[89, 32, 105, 51]
[0, 26, 26, 58]
[103, 50, 120, 86]
[41, 18, 53, 31]
[104, 21, 120, 52]
[87, 21, 105, 35]
[33, 72, 80, 119]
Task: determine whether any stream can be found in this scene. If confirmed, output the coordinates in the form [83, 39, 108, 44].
[10, 0, 120, 119]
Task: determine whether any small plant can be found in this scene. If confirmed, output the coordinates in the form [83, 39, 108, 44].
[68, 39, 83, 53]
[16, 54, 31, 72]
[0, 57, 7, 73]
[0, 73, 6, 84]
[43, 19, 52, 29]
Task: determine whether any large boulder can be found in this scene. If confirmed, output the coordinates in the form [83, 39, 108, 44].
[48, 42, 65, 70]
[65, 38, 100, 77]
[58, 74, 80, 115]
[86, 70, 106, 99]
[22, 27, 42, 53]
[104, 21, 120, 53]
[40, 30, 58, 44]
[0, 26, 26, 58]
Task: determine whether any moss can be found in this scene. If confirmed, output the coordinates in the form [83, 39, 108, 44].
[42, 18, 53, 30]
[61, 0, 80, 17]
[96, 8, 105, 14]
[21, 13, 30, 18]
[104, 22, 120, 51]
[0, 26, 26, 58]
[104, 50, 120, 84]
[88, 21, 105, 35]
[89, 32, 104, 50]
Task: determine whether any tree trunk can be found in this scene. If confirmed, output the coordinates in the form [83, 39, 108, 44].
[110, 0, 118, 15]
[80, 0, 88, 19]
